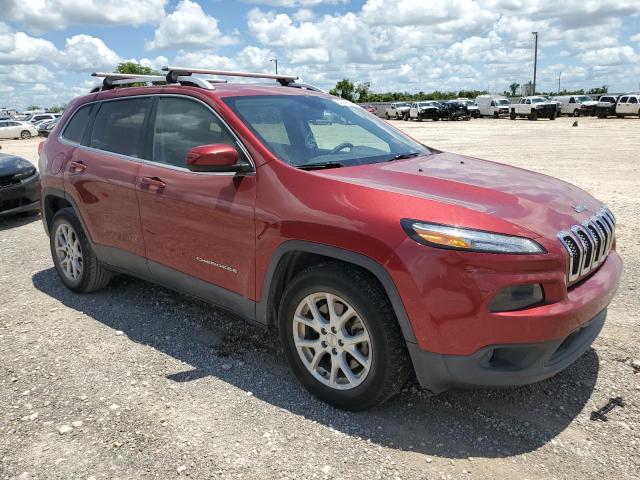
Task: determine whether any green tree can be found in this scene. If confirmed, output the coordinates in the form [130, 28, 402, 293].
[509, 82, 520, 96]
[47, 105, 65, 113]
[26, 105, 41, 111]
[329, 79, 356, 101]
[114, 61, 160, 76]
[588, 85, 608, 95]
[355, 82, 370, 102]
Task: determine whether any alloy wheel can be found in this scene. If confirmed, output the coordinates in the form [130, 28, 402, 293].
[292, 292, 372, 390]
[54, 223, 83, 281]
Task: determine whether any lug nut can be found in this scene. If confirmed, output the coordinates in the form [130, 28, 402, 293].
[321, 328, 327, 335]
[338, 340, 343, 346]
[331, 327, 337, 333]
[321, 341, 327, 348]
[332, 348, 337, 355]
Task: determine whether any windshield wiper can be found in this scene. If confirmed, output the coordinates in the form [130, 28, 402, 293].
[389, 152, 421, 161]
[297, 161, 345, 170]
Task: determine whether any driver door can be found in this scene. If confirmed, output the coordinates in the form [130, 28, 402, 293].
[136, 96, 257, 300]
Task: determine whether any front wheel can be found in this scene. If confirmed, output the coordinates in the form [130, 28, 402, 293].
[385, 113, 390, 120]
[20, 130, 31, 139]
[50, 208, 112, 293]
[510, 111, 516, 120]
[573, 110, 581, 117]
[279, 263, 410, 410]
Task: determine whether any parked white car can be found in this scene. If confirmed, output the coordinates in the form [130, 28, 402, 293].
[552, 95, 598, 117]
[408, 101, 440, 121]
[615, 93, 640, 118]
[475, 95, 511, 118]
[29, 113, 61, 124]
[0, 120, 39, 139]
[384, 102, 411, 120]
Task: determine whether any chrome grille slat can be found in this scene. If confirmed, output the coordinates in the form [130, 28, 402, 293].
[557, 206, 615, 283]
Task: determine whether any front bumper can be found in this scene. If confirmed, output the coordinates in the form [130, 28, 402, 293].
[409, 308, 606, 392]
[0, 173, 41, 216]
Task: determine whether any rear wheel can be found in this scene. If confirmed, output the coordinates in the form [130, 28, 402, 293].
[279, 263, 410, 410]
[50, 208, 112, 293]
[510, 110, 516, 120]
[20, 130, 31, 139]
[573, 109, 581, 117]
[385, 113, 390, 120]
[493, 111, 499, 119]
[529, 110, 538, 121]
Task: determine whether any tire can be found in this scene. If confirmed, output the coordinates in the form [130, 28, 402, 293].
[433, 116, 439, 121]
[20, 130, 31, 139]
[637, 109, 640, 119]
[417, 116, 422, 122]
[385, 113, 390, 120]
[396, 113, 401, 120]
[529, 111, 538, 121]
[50, 208, 112, 293]
[278, 262, 410, 411]
[510, 110, 516, 120]
[550, 113, 556, 120]
[493, 111, 499, 119]
[573, 110, 580, 117]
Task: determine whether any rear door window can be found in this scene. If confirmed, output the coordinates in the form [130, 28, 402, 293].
[90, 98, 151, 158]
[629, 97, 638, 104]
[151, 96, 246, 168]
[62, 104, 93, 144]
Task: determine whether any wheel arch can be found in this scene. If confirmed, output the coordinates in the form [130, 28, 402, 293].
[42, 188, 92, 243]
[256, 240, 417, 344]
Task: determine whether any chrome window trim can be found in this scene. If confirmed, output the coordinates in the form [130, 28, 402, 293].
[57, 93, 256, 177]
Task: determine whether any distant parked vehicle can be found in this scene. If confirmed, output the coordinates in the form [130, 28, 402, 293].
[456, 98, 480, 118]
[475, 95, 510, 118]
[552, 95, 598, 117]
[543, 96, 562, 116]
[0, 151, 40, 216]
[0, 120, 39, 139]
[614, 94, 640, 118]
[38, 118, 59, 137]
[407, 101, 440, 121]
[29, 113, 61, 124]
[384, 102, 411, 120]
[510, 96, 556, 120]
[359, 105, 378, 115]
[595, 95, 620, 118]
[439, 101, 470, 121]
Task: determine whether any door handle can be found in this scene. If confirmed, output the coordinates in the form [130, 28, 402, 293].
[69, 161, 87, 173]
[140, 176, 166, 192]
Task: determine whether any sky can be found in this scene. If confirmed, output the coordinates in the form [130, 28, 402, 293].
[1, 0, 639, 110]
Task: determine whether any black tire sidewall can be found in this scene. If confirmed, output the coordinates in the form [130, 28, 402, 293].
[279, 270, 395, 409]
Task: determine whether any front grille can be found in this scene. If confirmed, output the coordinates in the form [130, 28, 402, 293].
[0, 175, 21, 188]
[557, 207, 616, 283]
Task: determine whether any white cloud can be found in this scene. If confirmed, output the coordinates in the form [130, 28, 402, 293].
[139, 56, 170, 72]
[147, 0, 237, 50]
[60, 35, 121, 71]
[631, 33, 640, 43]
[245, 0, 346, 6]
[0, 31, 58, 64]
[6, 0, 167, 33]
[579, 46, 639, 67]
[0, 64, 54, 84]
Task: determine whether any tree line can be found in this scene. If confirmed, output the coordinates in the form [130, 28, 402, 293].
[329, 79, 609, 103]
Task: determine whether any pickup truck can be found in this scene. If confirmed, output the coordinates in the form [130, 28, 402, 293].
[510, 96, 557, 120]
[384, 102, 411, 120]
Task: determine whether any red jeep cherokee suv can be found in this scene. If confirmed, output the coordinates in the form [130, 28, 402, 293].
[38, 68, 622, 410]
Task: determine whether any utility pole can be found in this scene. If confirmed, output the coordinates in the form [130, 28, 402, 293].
[532, 32, 538, 95]
[270, 58, 278, 75]
[558, 71, 562, 94]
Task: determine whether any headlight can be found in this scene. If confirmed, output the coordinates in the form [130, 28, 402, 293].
[13, 168, 36, 181]
[401, 220, 546, 254]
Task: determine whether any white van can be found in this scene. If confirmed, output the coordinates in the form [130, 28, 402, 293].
[475, 95, 511, 118]
[615, 94, 640, 117]
[552, 95, 598, 117]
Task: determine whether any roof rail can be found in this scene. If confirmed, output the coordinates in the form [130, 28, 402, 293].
[90, 72, 226, 92]
[163, 66, 298, 86]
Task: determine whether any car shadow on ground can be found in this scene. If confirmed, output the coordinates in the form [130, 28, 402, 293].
[0, 211, 40, 232]
[32, 268, 599, 459]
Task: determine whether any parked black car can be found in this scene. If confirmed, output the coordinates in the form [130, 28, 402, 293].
[438, 101, 470, 121]
[0, 150, 40, 216]
[596, 95, 619, 118]
[38, 118, 58, 137]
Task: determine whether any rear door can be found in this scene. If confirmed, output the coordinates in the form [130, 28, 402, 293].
[136, 95, 256, 301]
[63, 97, 150, 269]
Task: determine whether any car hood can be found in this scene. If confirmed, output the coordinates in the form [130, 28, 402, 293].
[320, 152, 602, 239]
[581, 101, 598, 107]
[0, 154, 35, 177]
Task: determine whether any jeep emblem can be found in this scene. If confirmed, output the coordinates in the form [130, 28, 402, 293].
[573, 205, 588, 213]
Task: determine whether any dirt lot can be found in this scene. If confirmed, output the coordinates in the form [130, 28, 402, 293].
[1, 116, 639, 480]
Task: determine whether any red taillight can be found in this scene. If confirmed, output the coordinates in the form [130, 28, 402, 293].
[38, 141, 45, 155]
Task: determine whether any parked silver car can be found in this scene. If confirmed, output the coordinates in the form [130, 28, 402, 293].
[0, 120, 39, 139]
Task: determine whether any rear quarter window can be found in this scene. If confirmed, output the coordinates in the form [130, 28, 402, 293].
[62, 104, 93, 144]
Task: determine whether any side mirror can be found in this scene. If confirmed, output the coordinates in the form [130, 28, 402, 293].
[186, 144, 251, 173]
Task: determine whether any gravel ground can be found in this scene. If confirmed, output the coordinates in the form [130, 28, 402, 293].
[1, 116, 639, 480]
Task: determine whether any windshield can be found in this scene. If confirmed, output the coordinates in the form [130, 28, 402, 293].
[224, 95, 431, 168]
[497, 99, 510, 105]
[530, 97, 546, 104]
[576, 96, 592, 102]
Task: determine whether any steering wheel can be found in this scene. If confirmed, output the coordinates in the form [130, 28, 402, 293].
[330, 142, 354, 155]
